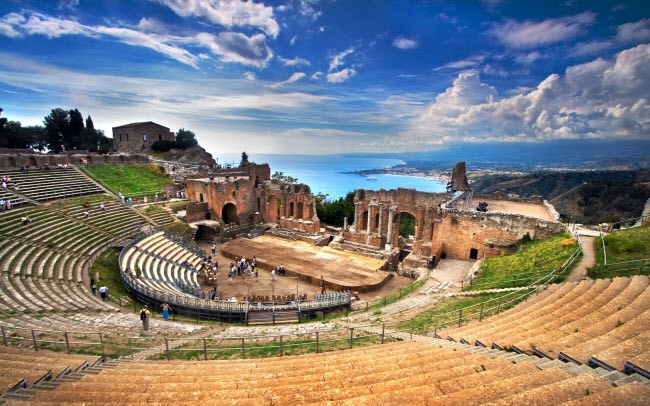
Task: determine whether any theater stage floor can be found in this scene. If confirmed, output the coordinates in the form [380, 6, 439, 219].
[221, 235, 391, 291]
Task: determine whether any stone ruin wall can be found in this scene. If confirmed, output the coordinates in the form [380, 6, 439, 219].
[184, 163, 320, 233]
[431, 208, 566, 261]
[0, 150, 150, 169]
[343, 186, 564, 265]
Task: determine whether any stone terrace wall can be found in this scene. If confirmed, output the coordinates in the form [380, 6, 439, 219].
[0, 152, 149, 169]
[432, 208, 566, 261]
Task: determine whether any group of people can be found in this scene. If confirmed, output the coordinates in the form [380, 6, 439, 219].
[198, 256, 219, 286]
[229, 256, 258, 282]
[0, 198, 13, 212]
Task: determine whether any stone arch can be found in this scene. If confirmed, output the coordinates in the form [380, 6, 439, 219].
[296, 202, 304, 219]
[222, 203, 238, 225]
[28, 156, 37, 167]
[256, 197, 261, 213]
[374, 212, 380, 231]
[48, 156, 56, 165]
[469, 248, 479, 260]
[199, 193, 204, 203]
[8, 157, 16, 168]
[265, 195, 281, 223]
[289, 202, 295, 217]
[397, 210, 418, 239]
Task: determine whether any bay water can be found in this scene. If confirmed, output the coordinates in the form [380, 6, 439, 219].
[214, 153, 446, 200]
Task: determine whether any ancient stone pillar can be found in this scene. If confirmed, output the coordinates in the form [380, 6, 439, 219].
[377, 205, 383, 237]
[343, 216, 348, 230]
[366, 206, 372, 235]
[386, 207, 395, 251]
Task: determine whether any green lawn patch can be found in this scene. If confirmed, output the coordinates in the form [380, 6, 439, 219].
[89, 248, 130, 300]
[396, 289, 536, 335]
[81, 164, 172, 198]
[589, 224, 650, 279]
[466, 233, 579, 291]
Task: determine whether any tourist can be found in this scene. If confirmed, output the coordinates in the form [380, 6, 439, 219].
[271, 268, 276, 280]
[21, 215, 31, 225]
[98, 285, 108, 301]
[320, 276, 326, 294]
[99, 203, 106, 211]
[251, 257, 256, 273]
[279, 264, 285, 276]
[84, 210, 90, 218]
[161, 303, 170, 320]
[118, 192, 124, 202]
[140, 306, 151, 331]
[90, 279, 97, 296]
[211, 243, 216, 255]
[5, 199, 11, 210]
[0, 199, 5, 212]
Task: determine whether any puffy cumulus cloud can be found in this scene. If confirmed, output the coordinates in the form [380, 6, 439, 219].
[193, 32, 273, 68]
[617, 18, 650, 43]
[392, 35, 419, 50]
[491, 11, 595, 49]
[327, 68, 356, 83]
[403, 44, 650, 146]
[157, 0, 280, 38]
[244, 71, 256, 80]
[268, 71, 306, 88]
[278, 56, 310, 66]
[329, 47, 354, 71]
[0, 11, 274, 69]
[311, 71, 322, 79]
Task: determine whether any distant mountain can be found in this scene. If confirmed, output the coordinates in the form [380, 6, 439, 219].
[472, 169, 650, 225]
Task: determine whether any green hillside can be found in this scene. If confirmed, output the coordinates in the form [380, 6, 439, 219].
[589, 224, 650, 279]
[82, 163, 172, 198]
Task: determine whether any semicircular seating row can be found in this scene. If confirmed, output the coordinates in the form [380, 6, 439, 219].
[119, 231, 203, 297]
[0, 196, 151, 314]
[442, 275, 650, 376]
[1, 168, 103, 202]
[3, 340, 650, 405]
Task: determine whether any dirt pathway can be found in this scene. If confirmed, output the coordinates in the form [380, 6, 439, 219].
[565, 235, 595, 282]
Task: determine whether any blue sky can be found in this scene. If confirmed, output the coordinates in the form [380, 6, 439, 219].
[1, 0, 649, 154]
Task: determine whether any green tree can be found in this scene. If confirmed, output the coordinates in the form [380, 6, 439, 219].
[85, 115, 94, 129]
[316, 191, 355, 227]
[43, 108, 70, 152]
[241, 151, 249, 163]
[175, 128, 198, 149]
[399, 212, 416, 238]
[272, 171, 298, 183]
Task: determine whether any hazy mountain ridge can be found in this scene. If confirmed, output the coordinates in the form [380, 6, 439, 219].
[472, 170, 650, 224]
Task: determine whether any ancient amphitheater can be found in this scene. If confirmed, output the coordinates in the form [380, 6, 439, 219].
[0, 152, 648, 405]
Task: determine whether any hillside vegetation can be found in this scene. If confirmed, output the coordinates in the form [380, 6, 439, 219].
[466, 233, 578, 291]
[82, 163, 172, 197]
[472, 169, 650, 224]
[589, 224, 650, 279]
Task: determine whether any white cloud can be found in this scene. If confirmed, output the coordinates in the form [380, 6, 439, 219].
[311, 71, 323, 79]
[329, 47, 354, 71]
[244, 71, 256, 80]
[0, 11, 274, 69]
[268, 72, 306, 88]
[157, 0, 280, 38]
[296, 0, 323, 21]
[513, 51, 544, 64]
[193, 32, 273, 68]
[482, 64, 509, 77]
[392, 35, 419, 50]
[327, 68, 356, 83]
[435, 55, 486, 70]
[570, 40, 613, 57]
[403, 44, 650, 146]
[290, 35, 298, 46]
[57, 0, 79, 10]
[278, 56, 311, 66]
[617, 18, 650, 43]
[491, 11, 596, 49]
[279, 128, 366, 138]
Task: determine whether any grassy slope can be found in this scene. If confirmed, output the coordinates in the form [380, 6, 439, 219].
[466, 233, 578, 291]
[82, 164, 172, 197]
[589, 224, 650, 279]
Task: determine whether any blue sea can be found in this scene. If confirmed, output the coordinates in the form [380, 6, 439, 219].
[214, 153, 446, 200]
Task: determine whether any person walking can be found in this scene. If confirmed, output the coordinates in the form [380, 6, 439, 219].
[320, 276, 326, 294]
[161, 303, 170, 321]
[140, 306, 151, 331]
[98, 285, 108, 301]
[90, 279, 97, 296]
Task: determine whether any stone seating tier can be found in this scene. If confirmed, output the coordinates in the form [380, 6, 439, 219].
[1, 168, 103, 202]
[2, 340, 649, 405]
[443, 275, 650, 375]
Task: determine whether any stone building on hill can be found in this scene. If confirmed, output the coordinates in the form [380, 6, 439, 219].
[112, 121, 174, 153]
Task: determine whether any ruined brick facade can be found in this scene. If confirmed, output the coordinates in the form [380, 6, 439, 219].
[345, 187, 564, 266]
[184, 162, 320, 233]
[112, 121, 175, 153]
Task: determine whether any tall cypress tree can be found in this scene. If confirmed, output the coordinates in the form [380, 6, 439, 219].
[85, 115, 94, 129]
